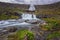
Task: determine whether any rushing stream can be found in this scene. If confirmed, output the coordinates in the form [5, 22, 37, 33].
[0, 4, 41, 28]
[0, 13, 39, 28]
[22, 13, 37, 20]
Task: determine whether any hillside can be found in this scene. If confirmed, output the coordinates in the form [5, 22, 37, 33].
[0, 2, 60, 20]
[0, 2, 60, 13]
[35, 2, 60, 14]
[0, 2, 29, 20]
[0, 2, 60, 11]
[0, 2, 29, 10]
[35, 2, 60, 19]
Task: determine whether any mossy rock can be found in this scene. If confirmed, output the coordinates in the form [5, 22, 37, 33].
[16, 30, 34, 40]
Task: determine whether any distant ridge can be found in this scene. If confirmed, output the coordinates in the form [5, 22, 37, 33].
[0, 2, 60, 20]
[0, 2, 60, 10]
[35, 2, 60, 10]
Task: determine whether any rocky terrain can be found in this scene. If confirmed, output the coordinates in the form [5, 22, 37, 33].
[0, 1, 60, 40]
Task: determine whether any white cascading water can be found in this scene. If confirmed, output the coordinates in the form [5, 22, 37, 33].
[22, 13, 37, 20]
[21, 3, 37, 20]
[29, 3, 35, 11]
[33, 14, 37, 19]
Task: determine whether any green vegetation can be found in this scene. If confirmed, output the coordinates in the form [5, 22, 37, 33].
[17, 30, 28, 40]
[17, 30, 34, 40]
[0, 6, 24, 20]
[46, 31, 60, 40]
[8, 30, 34, 40]
[0, 14, 19, 20]
[41, 18, 60, 30]
[40, 18, 60, 40]
[27, 31, 34, 40]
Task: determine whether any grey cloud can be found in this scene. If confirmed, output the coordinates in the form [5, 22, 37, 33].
[0, 0, 60, 5]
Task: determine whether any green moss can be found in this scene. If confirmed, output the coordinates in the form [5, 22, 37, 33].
[17, 30, 27, 40]
[27, 31, 34, 40]
[16, 30, 34, 40]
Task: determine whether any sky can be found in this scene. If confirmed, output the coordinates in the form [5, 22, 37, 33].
[0, 0, 60, 5]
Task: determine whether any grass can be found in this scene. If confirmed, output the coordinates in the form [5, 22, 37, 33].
[41, 18, 60, 30]
[0, 6, 23, 20]
[17, 30, 28, 40]
[8, 29, 34, 40]
[46, 31, 60, 40]
[41, 18, 60, 40]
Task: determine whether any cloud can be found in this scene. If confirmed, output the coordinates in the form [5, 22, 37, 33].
[0, 0, 11, 2]
[0, 0, 60, 5]
[32, 0, 60, 5]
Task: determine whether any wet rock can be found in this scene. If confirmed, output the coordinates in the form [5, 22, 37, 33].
[3, 26, 17, 32]
[0, 30, 8, 36]
[26, 19, 40, 24]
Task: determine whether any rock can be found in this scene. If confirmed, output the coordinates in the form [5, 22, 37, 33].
[49, 37, 60, 40]
[26, 19, 39, 24]
[14, 12, 22, 16]
[36, 14, 53, 18]
[18, 19, 25, 23]
[3, 26, 17, 32]
[0, 29, 8, 36]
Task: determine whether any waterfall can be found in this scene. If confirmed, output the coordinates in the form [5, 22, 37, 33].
[22, 13, 37, 20]
[21, 3, 37, 20]
[33, 14, 37, 19]
[29, 4, 35, 11]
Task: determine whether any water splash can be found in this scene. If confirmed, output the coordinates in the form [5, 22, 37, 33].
[22, 13, 37, 20]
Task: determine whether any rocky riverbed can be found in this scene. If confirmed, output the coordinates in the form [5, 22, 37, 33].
[0, 23, 49, 40]
[0, 13, 49, 40]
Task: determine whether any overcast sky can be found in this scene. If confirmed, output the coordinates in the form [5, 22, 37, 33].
[0, 0, 60, 5]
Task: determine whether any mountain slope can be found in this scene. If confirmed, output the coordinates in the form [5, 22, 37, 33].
[0, 2, 60, 11]
[0, 2, 60, 20]
[35, 2, 60, 15]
